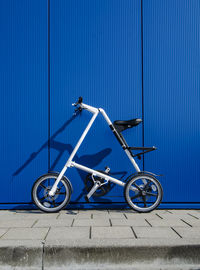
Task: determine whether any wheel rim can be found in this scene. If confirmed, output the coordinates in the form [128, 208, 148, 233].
[33, 176, 69, 211]
[126, 175, 162, 211]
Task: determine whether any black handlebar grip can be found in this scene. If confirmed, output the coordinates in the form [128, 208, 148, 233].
[78, 96, 83, 104]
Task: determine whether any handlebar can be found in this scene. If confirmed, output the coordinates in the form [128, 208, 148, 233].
[72, 96, 83, 107]
[72, 97, 99, 115]
[72, 97, 83, 115]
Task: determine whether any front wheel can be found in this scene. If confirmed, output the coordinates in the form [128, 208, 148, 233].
[32, 173, 72, 213]
[124, 173, 163, 213]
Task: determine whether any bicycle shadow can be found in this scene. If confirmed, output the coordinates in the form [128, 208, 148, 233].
[13, 114, 127, 205]
[13, 115, 77, 177]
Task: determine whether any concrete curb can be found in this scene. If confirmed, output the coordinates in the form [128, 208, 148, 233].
[0, 240, 43, 269]
[44, 241, 200, 267]
[1, 239, 200, 269]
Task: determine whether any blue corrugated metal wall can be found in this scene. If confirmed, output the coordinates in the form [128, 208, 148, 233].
[0, 0, 48, 209]
[0, 0, 199, 209]
[143, 0, 200, 208]
[50, 0, 142, 207]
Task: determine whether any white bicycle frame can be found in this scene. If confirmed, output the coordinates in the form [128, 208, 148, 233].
[49, 102, 141, 197]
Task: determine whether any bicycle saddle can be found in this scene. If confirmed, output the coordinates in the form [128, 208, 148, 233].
[114, 118, 142, 127]
[113, 118, 142, 133]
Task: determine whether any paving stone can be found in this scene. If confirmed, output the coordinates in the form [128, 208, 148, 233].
[167, 210, 200, 219]
[33, 218, 74, 227]
[92, 213, 125, 219]
[184, 211, 200, 219]
[133, 227, 179, 239]
[146, 218, 189, 227]
[0, 211, 18, 219]
[157, 213, 191, 219]
[108, 209, 136, 214]
[125, 213, 160, 220]
[153, 210, 172, 214]
[92, 226, 135, 239]
[0, 210, 16, 216]
[14, 213, 59, 219]
[84, 210, 109, 214]
[14, 210, 41, 213]
[1, 227, 49, 240]
[111, 218, 150, 227]
[46, 227, 89, 240]
[170, 210, 195, 215]
[73, 218, 110, 227]
[0, 229, 8, 238]
[58, 213, 79, 219]
[59, 212, 92, 219]
[60, 210, 79, 214]
[173, 227, 200, 238]
[75, 210, 109, 215]
[179, 216, 200, 227]
[0, 215, 24, 220]
[107, 213, 126, 219]
[191, 213, 200, 219]
[0, 219, 36, 228]
[58, 210, 79, 217]
[59, 211, 122, 220]
[75, 210, 109, 219]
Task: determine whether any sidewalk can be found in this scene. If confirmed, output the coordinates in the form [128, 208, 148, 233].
[0, 209, 200, 269]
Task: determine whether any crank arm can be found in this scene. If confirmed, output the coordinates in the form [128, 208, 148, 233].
[84, 182, 100, 202]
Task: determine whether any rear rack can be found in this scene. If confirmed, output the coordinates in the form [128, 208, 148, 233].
[128, 146, 157, 159]
[111, 121, 157, 160]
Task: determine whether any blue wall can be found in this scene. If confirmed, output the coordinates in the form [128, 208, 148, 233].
[0, 0, 199, 209]
[143, 0, 200, 208]
[0, 0, 48, 208]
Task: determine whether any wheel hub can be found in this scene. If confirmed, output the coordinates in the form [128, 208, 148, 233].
[43, 186, 59, 201]
[134, 184, 151, 201]
[142, 190, 146, 196]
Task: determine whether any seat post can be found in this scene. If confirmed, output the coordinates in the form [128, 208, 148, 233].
[109, 124, 128, 150]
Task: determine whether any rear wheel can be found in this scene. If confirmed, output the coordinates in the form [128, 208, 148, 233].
[124, 173, 163, 213]
[32, 173, 72, 213]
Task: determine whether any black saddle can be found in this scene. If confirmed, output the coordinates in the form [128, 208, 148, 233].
[113, 118, 142, 132]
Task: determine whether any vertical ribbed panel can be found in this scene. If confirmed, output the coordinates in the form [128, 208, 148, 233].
[143, 0, 200, 202]
[0, 1, 48, 203]
[50, 0, 142, 204]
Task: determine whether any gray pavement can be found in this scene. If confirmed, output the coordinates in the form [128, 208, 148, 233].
[0, 209, 200, 269]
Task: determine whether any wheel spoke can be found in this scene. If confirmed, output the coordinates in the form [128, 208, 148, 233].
[146, 192, 157, 197]
[142, 195, 147, 207]
[123, 174, 163, 212]
[56, 192, 66, 195]
[33, 173, 72, 213]
[133, 183, 142, 191]
[144, 180, 151, 191]
[52, 199, 56, 207]
[131, 194, 141, 200]
[39, 183, 46, 189]
[39, 196, 46, 202]
[59, 184, 64, 189]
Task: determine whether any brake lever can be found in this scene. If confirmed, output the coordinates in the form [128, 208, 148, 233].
[72, 97, 83, 107]
[73, 106, 82, 116]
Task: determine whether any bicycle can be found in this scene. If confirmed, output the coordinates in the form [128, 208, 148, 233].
[32, 97, 163, 213]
